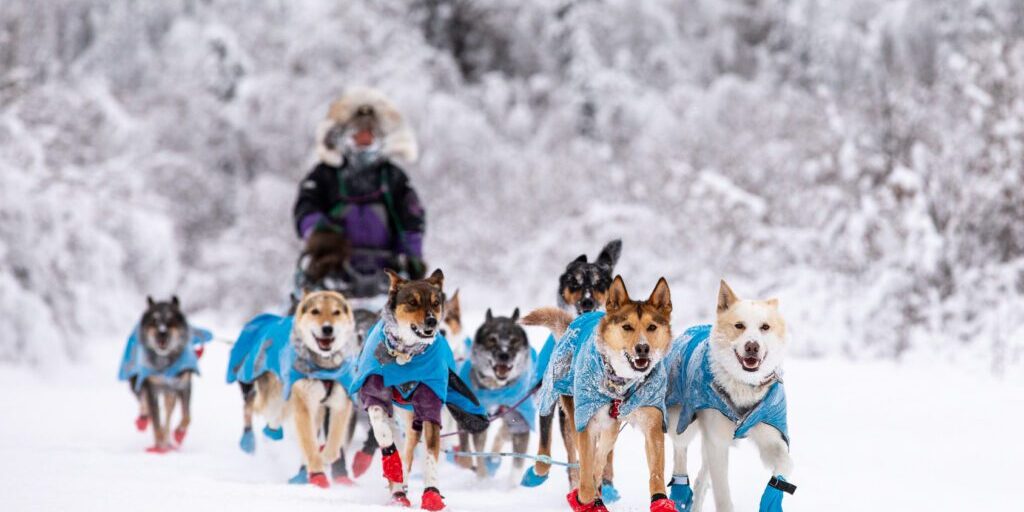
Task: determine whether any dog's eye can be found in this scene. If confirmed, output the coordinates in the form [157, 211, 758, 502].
[646, 324, 657, 332]
[332, 310, 341, 316]
[734, 322, 745, 330]
[622, 324, 634, 332]
[311, 308, 321, 316]
[760, 323, 770, 332]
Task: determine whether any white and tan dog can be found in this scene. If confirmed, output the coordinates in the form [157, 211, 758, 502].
[665, 281, 795, 512]
[252, 291, 360, 488]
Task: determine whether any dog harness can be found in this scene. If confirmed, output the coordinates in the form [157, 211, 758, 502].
[226, 313, 355, 400]
[458, 346, 540, 430]
[569, 312, 669, 432]
[665, 324, 789, 444]
[118, 325, 212, 391]
[537, 311, 604, 415]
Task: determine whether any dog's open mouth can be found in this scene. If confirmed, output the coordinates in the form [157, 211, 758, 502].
[313, 333, 334, 351]
[155, 336, 169, 349]
[493, 363, 513, 380]
[626, 353, 651, 372]
[411, 325, 435, 339]
[736, 352, 762, 372]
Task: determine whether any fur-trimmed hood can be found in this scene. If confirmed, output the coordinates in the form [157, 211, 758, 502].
[316, 87, 419, 166]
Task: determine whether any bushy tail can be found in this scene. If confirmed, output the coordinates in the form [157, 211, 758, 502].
[521, 307, 574, 339]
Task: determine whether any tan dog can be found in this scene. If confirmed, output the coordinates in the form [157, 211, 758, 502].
[524, 276, 676, 512]
[252, 291, 359, 487]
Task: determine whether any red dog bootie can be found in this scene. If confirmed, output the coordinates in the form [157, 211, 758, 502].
[381, 444, 404, 483]
[567, 489, 608, 512]
[173, 427, 188, 445]
[650, 494, 676, 512]
[352, 450, 374, 478]
[390, 492, 412, 507]
[135, 415, 149, 432]
[333, 474, 355, 486]
[421, 487, 445, 511]
[145, 444, 172, 454]
[308, 472, 329, 489]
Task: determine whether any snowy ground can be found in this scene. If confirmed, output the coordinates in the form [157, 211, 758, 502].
[1, 324, 1021, 512]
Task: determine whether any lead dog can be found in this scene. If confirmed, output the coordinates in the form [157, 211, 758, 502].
[665, 281, 795, 512]
[524, 276, 676, 512]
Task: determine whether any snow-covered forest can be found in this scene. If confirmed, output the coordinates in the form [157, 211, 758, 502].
[2, 0, 1022, 372]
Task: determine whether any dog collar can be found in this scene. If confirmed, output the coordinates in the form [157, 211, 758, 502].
[599, 355, 639, 398]
[382, 325, 428, 365]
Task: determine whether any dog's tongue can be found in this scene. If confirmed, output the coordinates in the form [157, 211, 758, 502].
[495, 364, 512, 378]
[634, 357, 650, 369]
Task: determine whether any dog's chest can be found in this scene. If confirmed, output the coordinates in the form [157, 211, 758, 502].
[295, 379, 346, 408]
[146, 374, 189, 392]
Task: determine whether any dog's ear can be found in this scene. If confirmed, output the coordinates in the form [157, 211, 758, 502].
[426, 268, 444, 289]
[765, 298, 779, 309]
[606, 275, 630, 311]
[146, 295, 155, 308]
[596, 239, 622, 269]
[717, 280, 740, 313]
[170, 295, 180, 308]
[384, 269, 406, 292]
[511, 307, 520, 322]
[446, 289, 460, 315]
[485, 308, 494, 322]
[572, 254, 587, 264]
[647, 277, 672, 316]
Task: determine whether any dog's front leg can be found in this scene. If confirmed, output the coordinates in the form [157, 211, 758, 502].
[321, 396, 353, 468]
[575, 419, 600, 504]
[162, 391, 177, 438]
[470, 428, 488, 477]
[422, 421, 441, 488]
[367, 405, 406, 495]
[633, 407, 670, 504]
[749, 424, 794, 512]
[511, 431, 529, 476]
[667, 405, 698, 511]
[174, 375, 191, 444]
[397, 408, 418, 478]
[291, 387, 326, 478]
[696, 410, 735, 512]
[142, 380, 166, 450]
[456, 432, 474, 469]
[531, 412, 554, 478]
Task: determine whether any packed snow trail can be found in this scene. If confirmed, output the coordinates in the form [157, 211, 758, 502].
[0, 326, 1020, 511]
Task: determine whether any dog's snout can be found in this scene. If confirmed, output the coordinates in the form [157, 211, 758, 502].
[635, 343, 650, 358]
[579, 297, 596, 311]
[744, 341, 759, 356]
[322, 324, 334, 336]
[424, 316, 438, 328]
[496, 351, 512, 363]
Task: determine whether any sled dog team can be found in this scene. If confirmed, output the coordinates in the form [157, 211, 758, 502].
[118, 240, 796, 512]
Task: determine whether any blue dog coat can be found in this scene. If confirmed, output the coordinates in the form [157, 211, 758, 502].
[537, 312, 604, 415]
[458, 345, 540, 430]
[569, 312, 668, 432]
[118, 325, 211, 391]
[667, 325, 789, 444]
[350, 320, 485, 418]
[226, 313, 355, 400]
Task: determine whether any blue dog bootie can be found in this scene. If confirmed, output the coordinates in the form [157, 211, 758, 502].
[759, 475, 796, 512]
[262, 424, 283, 441]
[520, 466, 549, 487]
[600, 479, 621, 503]
[238, 427, 256, 454]
[288, 466, 308, 485]
[484, 456, 502, 477]
[669, 474, 693, 512]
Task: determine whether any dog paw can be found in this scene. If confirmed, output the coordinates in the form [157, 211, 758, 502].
[390, 492, 412, 508]
[135, 415, 149, 432]
[173, 427, 187, 445]
[520, 466, 549, 487]
[308, 472, 329, 489]
[381, 444, 405, 484]
[650, 496, 676, 512]
[600, 480, 620, 503]
[238, 428, 256, 454]
[262, 424, 283, 441]
[352, 450, 373, 478]
[670, 481, 693, 511]
[287, 466, 308, 485]
[145, 445, 172, 454]
[420, 487, 445, 511]
[567, 489, 608, 512]
[484, 456, 501, 477]
[332, 474, 355, 486]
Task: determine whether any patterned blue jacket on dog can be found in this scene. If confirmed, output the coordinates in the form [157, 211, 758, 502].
[537, 312, 604, 415]
[569, 312, 668, 432]
[665, 325, 789, 445]
[118, 325, 212, 391]
[226, 313, 355, 400]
